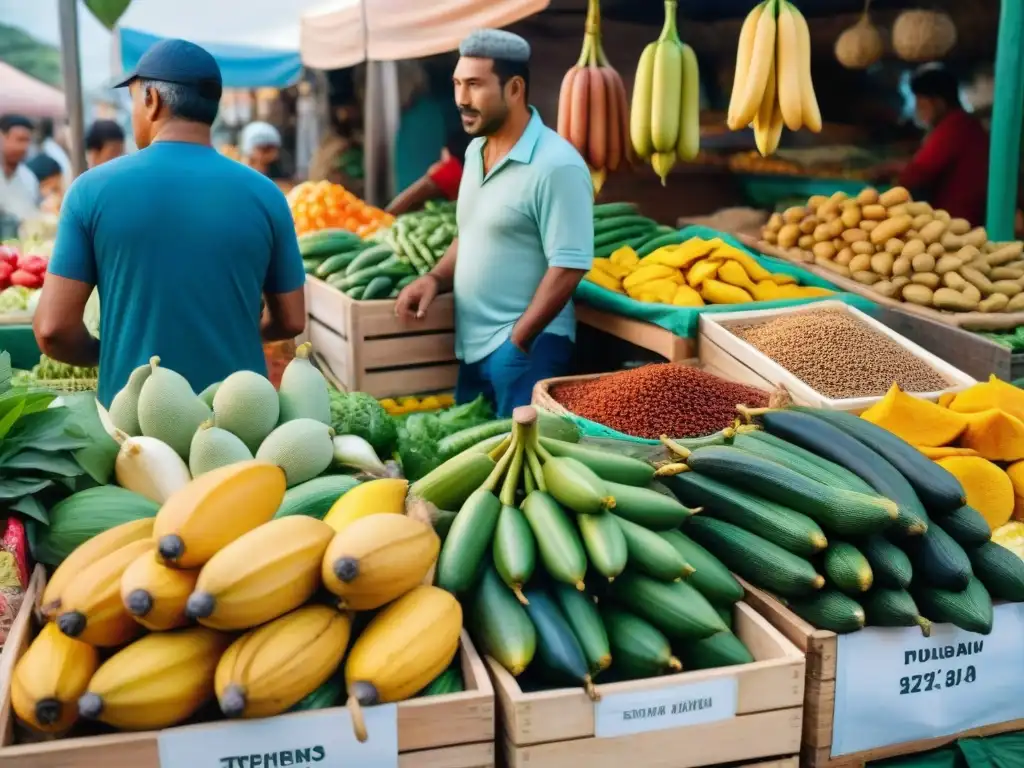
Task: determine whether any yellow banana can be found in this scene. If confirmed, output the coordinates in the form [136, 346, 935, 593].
[42, 517, 155, 619]
[216, 605, 351, 718]
[186, 516, 334, 630]
[791, 2, 822, 133]
[322, 477, 408, 533]
[651, 152, 676, 185]
[727, 1, 765, 128]
[12, 623, 98, 734]
[676, 43, 701, 161]
[753, 58, 777, 156]
[78, 627, 231, 730]
[767, 101, 785, 156]
[154, 460, 285, 568]
[775, 0, 803, 130]
[651, 38, 683, 153]
[732, 0, 777, 129]
[630, 43, 657, 160]
[56, 538, 153, 646]
[121, 550, 199, 631]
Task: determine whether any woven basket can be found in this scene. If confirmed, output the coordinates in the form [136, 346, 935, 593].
[33, 378, 98, 393]
[531, 372, 606, 419]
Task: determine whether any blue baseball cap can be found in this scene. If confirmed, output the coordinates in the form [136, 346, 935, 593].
[115, 38, 222, 101]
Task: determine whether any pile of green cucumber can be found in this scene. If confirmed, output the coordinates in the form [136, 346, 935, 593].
[662, 407, 1024, 636]
[411, 406, 754, 695]
[381, 199, 456, 275]
[592, 202, 691, 259]
[303, 228, 417, 301]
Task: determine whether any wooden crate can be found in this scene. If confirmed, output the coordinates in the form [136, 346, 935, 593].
[305, 277, 458, 398]
[698, 300, 976, 413]
[743, 582, 1024, 767]
[0, 567, 495, 768]
[489, 602, 804, 768]
[576, 306, 695, 363]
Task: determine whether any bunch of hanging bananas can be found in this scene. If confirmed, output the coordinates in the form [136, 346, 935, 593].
[629, 0, 700, 185]
[556, 0, 631, 193]
[727, 0, 821, 157]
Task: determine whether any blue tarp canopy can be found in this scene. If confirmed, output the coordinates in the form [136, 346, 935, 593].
[117, 27, 303, 88]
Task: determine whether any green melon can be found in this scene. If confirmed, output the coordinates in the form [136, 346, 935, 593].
[137, 357, 210, 459]
[277, 343, 331, 425]
[256, 418, 334, 486]
[189, 420, 254, 476]
[212, 371, 280, 452]
[108, 363, 151, 436]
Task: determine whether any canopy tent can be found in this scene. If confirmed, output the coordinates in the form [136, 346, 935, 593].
[0, 62, 66, 119]
[300, 0, 549, 69]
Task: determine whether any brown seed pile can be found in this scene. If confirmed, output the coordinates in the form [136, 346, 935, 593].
[730, 308, 949, 399]
[551, 364, 769, 439]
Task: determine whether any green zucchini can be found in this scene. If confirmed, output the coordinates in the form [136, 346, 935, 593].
[791, 407, 966, 514]
[603, 480, 696, 530]
[345, 285, 366, 300]
[290, 673, 344, 710]
[783, 591, 866, 634]
[614, 515, 693, 581]
[535, 410, 582, 443]
[935, 505, 992, 548]
[543, 457, 614, 515]
[315, 250, 360, 278]
[395, 274, 418, 290]
[273, 475, 360, 519]
[298, 228, 363, 258]
[740, 430, 876, 493]
[468, 563, 536, 675]
[493, 504, 536, 602]
[409, 451, 495, 510]
[522, 491, 588, 589]
[432, 509, 456, 540]
[601, 607, 681, 679]
[593, 202, 639, 219]
[756, 410, 927, 536]
[686, 443, 899, 538]
[594, 222, 658, 249]
[337, 263, 412, 292]
[660, 530, 745, 606]
[824, 542, 874, 594]
[636, 231, 688, 257]
[344, 243, 394, 275]
[678, 630, 755, 670]
[552, 583, 612, 675]
[913, 577, 994, 635]
[438, 419, 513, 456]
[967, 541, 1024, 601]
[905, 524, 973, 591]
[715, 604, 734, 629]
[361, 275, 393, 300]
[862, 589, 931, 635]
[302, 257, 322, 273]
[593, 214, 657, 236]
[607, 570, 727, 640]
[538, 436, 654, 486]
[420, 665, 464, 696]
[731, 433, 873, 493]
[578, 512, 627, 581]
[436, 488, 502, 593]
[860, 535, 913, 589]
[522, 587, 594, 690]
[665, 471, 828, 556]
[595, 232, 653, 259]
[684, 515, 825, 597]
[465, 433, 511, 456]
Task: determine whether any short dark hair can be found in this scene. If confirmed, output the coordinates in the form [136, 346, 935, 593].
[910, 66, 961, 107]
[0, 115, 33, 134]
[37, 118, 55, 140]
[85, 120, 126, 152]
[491, 58, 530, 101]
[139, 79, 219, 125]
[26, 153, 62, 183]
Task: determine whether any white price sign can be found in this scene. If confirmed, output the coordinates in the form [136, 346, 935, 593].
[157, 704, 398, 768]
[831, 602, 1024, 757]
[594, 676, 738, 738]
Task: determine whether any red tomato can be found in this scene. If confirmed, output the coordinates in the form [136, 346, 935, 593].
[18, 256, 48, 276]
[0, 246, 18, 265]
[9, 270, 42, 289]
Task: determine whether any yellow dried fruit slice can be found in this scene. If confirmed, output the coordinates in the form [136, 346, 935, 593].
[958, 409, 1024, 462]
[948, 375, 1024, 422]
[913, 445, 980, 460]
[860, 383, 967, 447]
[992, 522, 1024, 559]
[936, 456, 1014, 531]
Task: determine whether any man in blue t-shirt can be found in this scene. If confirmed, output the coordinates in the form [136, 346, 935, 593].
[34, 39, 306, 407]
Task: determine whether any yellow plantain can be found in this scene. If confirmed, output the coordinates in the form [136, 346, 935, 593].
[676, 43, 701, 161]
[732, 0, 778, 130]
[753, 59, 777, 156]
[766, 100, 785, 156]
[12, 623, 98, 734]
[121, 550, 199, 631]
[630, 43, 658, 160]
[775, 0, 803, 131]
[728, 2, 765, 128]
[651, 37, 683, 153]
[790, 2, 822, 133]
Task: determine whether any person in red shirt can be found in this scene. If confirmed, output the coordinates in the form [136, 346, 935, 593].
[387, 129, 469, 215]
[873, 66, 989, 225]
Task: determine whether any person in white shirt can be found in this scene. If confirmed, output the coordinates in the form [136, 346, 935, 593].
[0, 115, 40, 236]
[36, 118, 73, 187]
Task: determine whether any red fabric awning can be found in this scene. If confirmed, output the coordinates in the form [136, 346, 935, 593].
[0, 62, 65, 118]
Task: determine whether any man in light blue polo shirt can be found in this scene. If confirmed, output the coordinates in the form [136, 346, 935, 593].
[395, 30, 593, 417]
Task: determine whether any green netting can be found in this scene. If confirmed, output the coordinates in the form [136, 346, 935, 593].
[574, 224, 881, 338]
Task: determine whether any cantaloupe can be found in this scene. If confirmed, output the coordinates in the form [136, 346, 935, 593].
[256, 418, 334, 486]
[137, 357, 211, 460]
[277, 343, 331, 425]
[189, 421, 253, 477]
[212, 371, 280, 452]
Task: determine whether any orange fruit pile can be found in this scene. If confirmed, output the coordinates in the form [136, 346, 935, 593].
[288, 181, 393, 237]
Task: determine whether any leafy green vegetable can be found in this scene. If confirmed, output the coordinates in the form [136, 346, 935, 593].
[329, 390, 398, 456]
[394, 395, 494, 481]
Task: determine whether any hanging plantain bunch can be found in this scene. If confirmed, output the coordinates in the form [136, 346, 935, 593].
[556, 0, 632, 194]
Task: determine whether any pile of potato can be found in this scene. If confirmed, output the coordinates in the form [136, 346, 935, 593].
[761, 186, 1024, 313]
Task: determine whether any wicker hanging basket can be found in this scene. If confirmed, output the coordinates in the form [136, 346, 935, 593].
[892, 9, 957, 62]
[835, 15, 885, 69]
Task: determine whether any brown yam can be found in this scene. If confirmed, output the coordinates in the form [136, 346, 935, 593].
[778, 224, 800, 247]
[892, 256, 913, 277]
[849, 253, 873, 273]
[852, 270, 881, 284]
[871, 252, 895, 276]
[910, 272, 941, 289]
[911, 253, 936, 273]
[861, 204, 887, 220]
[932, 288, 978, 312]
[979, 293, 1010, 313]
[879, 187, 911, 206]
[901, 239, 926, 259]
[902, 284, 934, 306]
[885, 238, 906, 255]
[948, 218, 972, 235]
[870, 215, 913, 245]
[856, 187, 881, 205]
[851, 241, 876, 256]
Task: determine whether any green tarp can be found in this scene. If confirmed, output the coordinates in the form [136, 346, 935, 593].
[0, 323, 40, 370]
[574, 224, 879, 339]
[871, 733, 1024, 768]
